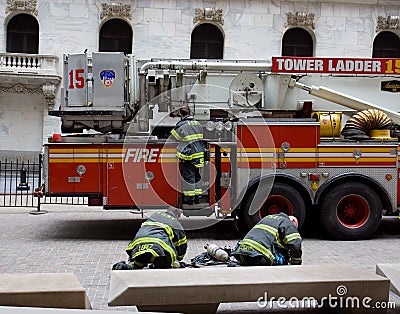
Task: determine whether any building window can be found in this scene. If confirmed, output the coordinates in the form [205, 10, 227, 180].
[372, 31, 400, 58]
[190, 23, 223, 59]
[7, 13, 39, 54]
[282, 27, 313, 57]
[99, 19, 132, 54]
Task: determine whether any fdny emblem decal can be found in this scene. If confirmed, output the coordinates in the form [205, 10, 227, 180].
[99, 69, 116, 88]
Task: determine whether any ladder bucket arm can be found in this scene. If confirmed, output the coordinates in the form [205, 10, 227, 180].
[292, 79, 400, 125]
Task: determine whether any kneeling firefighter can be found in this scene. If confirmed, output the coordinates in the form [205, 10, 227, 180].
[112, 208, 187, 270]
[232, 212, 302, 266]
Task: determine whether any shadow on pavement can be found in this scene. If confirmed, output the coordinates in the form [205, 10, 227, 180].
[372, 216, 400, 238]
[41, 218, 143, 240]
[39, 214, 400, 242]
[41, 216, 240, 241]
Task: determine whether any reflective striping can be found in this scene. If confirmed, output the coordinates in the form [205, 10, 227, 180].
[47, 146, 396, 166]
[126, 236, 176, 266]
[318, 158, 395, 162]
[240, 239, 275, 261]
[238, 153, 275, 157]
[283, 232, 302, 244]
[49, 148, 174, 153]
[49, 154, 100, 158]
[174, 236, 187, 247]
[238, 158, 315, 162]
[54, 152, 395, 159]
[106, 158, 125, 163]
[278, 153, 316, 158]
[254, 224, 279, 241]
[318, 147, 394, 152]
[254, 224, 278, 234]
[107, 148, 127, 153]
[104, 154, 125, 158]
[176, 151, 204, 161]
[319, 152, 393, 157]
[142, 221, 174, 242]
[49, 149, 176, 163]
[49, 158, 177, 163]
[48, 148, 100, 153]
[159, 154, 176, 158]
[182, 134, 203, 141]
[238, 148, 277, 152]
[49, 158, 100, 163]
[159, 153, 177, 163]
[171, 129, 182, 141]
[158, 158, 177, 163]
[132, 249, 159, 260]
[49, 154, 74, 158]
[236, 147, 395, 164]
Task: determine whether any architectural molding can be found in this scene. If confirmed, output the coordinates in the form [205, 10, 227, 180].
[193, 8, 224, 25]
[0, 82, 57, 108]
[100, 2, 132, 20]
[5, 0, 37, 16]
[286, 12, 315, 29]
[0, 83, 42, 95]
[376, 15, 399, 31]
[42, 83, 57, 109]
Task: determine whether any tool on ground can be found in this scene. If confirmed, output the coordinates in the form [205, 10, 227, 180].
[204, 243, 229, 262]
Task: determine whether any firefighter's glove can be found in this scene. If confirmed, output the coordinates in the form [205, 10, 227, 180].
[289, 257, 302, 265]
[173, 260, 181, 268]
[273, 252, 285, 265]
[112, 261, 132, 270]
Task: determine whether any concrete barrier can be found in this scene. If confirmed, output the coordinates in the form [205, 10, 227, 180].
[0, 273, 91, 309]
[108, 264, 390, 314]
[0, 306, 167, 314]
[376, 264, 400, 296]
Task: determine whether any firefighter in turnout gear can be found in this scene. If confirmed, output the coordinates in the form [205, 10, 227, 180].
[171, 106, 205, 205]
[112, 209, 187, 270]
[232, 213, 302, 266]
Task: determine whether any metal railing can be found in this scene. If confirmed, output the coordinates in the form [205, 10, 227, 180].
[0, 156, 40, 207]
[0, 155, 87, 211]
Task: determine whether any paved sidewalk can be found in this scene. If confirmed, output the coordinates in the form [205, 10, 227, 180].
[0, 205, 399, 313]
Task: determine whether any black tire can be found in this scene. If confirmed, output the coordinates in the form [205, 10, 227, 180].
[319, 182, 382, 240]
[242, 182, 306, 231]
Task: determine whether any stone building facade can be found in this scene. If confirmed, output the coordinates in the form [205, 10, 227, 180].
[0, 0, 399, 159]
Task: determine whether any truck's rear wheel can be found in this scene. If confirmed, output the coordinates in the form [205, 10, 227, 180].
[319, 182, 382, 240]
[243, 182, 306, 231]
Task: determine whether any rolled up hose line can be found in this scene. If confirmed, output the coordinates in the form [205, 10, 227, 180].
[341, 109, 392, 140]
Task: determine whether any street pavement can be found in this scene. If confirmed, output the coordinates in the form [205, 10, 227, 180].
[0, 205, 399, 313]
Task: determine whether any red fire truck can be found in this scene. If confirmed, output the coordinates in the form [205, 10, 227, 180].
[42, 53, 400, 240]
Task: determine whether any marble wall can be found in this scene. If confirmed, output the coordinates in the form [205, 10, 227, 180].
[0, 0, 399, 156]
[2, 1, 399, 63]
[0, 93, 44, 155]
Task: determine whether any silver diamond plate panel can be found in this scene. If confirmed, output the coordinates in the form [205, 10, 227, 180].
[237, 168, 276, 195]
[236, 167, 398, 210]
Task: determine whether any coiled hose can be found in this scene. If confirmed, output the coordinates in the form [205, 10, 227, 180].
[341, 109, 392, 140]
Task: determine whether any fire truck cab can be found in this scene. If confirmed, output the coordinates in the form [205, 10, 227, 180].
[43, 52, 400, 240]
